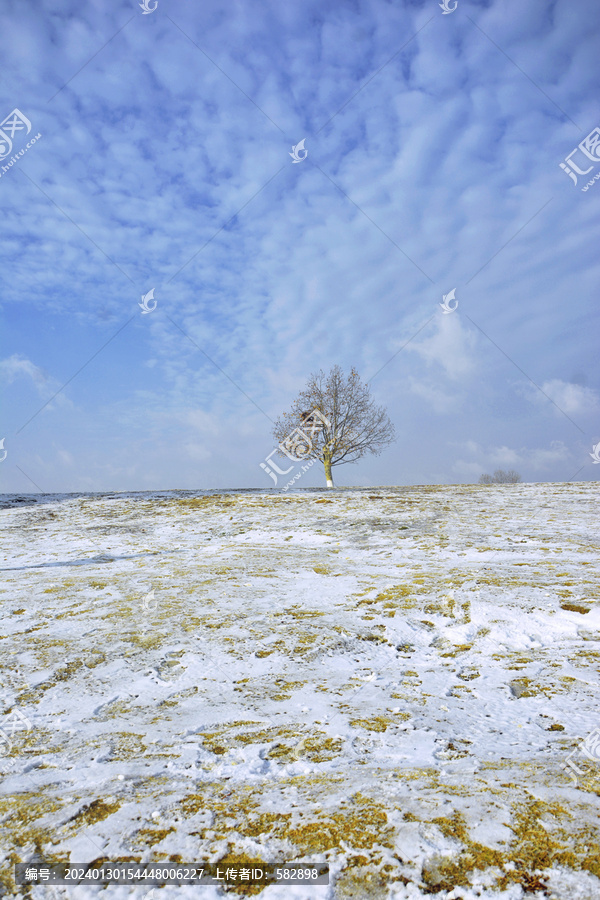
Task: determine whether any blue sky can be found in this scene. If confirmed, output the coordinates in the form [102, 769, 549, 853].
[0, 0, 599, 492]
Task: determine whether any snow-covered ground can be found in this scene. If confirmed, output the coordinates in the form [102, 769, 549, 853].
[0, 483, 599, 900]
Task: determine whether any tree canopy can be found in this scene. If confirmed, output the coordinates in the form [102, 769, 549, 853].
[479, 469, 522, 484]
[272, 365, 395, 487]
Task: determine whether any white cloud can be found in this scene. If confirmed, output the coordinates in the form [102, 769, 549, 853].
[408, 377, 459, 413]
[0, 354, 49, 389]
[452, 440, 572, 481]
[0, 355, 73, 413]
[57, 448, 74, 466]
[183, 443, 212, 462]
[1, 0, 598, 491]
[489, 445, 522, 467]
[185, 409, 222, 437]
[539, 380, 599, 416]
[405, 314, 479, 381]
[452, 460, 485, 479]
[528, 441, 571, 469]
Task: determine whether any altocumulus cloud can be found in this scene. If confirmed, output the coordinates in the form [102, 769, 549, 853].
[0, 0, 598, 491]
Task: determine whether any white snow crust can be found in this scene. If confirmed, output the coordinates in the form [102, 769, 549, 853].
[0, 483, 599, 899]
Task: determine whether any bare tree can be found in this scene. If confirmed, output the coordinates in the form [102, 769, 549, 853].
[479, 469, 522, 484]
[272, 365, 395, 488]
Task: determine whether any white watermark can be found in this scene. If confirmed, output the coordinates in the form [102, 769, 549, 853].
[260, 408, 330, 487]
[437, 591, 470, 623]
[140, 588, 157, 635]
[560, 727, 600, 785]
[139, 288, 157, 314]
[282, 457, 318, 492]
[140, 588, 157, 612]
[0, 109, 32, 159]
[291, 733, 311, 761]
[0, 438, 6, 462]
[0, 109, 41, 179]
[0, 707, 32, 768]
[139, 0, 158, 13]
[559, 125, 600, 191]
[439, 0, 458, 13]
[589, 441, 600, 464]
[439, 288, 458, 314]
[289, 139, 307, 163]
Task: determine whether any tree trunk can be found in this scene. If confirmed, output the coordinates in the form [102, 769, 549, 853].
[323, 454, 334, 489]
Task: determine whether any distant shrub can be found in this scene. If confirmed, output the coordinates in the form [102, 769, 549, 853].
[479, 469, 522, 484]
